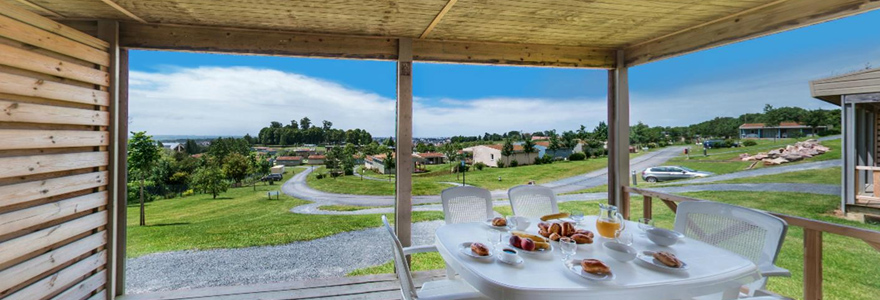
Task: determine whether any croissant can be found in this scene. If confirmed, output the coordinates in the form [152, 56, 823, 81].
[491, 217, 507, 226]
[549, 223, 562, 235]
[549, 232, 561, 242]
[653, 251, 683, 268]
[571, 233, 593, 244]
[581, 259, 611, 274]
[561, 222, 576, 237]
[470, 242, 490, 256]
[537, 222, 551, 232]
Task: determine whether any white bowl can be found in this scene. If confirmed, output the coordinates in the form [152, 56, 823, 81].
[603, 241, 637, 262]
[646, 228, 679, 246]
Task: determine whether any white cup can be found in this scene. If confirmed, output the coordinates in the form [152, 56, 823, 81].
[514, 216, 531, 231]
[499, 248, 519, 263]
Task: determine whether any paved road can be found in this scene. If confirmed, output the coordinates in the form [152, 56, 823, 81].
[545, 146, 685, 194]
[126, 221, 445, 294]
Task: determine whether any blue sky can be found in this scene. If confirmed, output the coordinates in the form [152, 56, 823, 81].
[129, 10, 880, 137]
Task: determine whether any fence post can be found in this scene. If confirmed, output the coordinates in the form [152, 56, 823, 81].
[620, 186, 630, 220]
[643, 195, 652, 220]
[804, 229, 822, 300]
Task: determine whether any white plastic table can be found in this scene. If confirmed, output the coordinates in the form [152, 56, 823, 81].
[434, 216, 760, 300]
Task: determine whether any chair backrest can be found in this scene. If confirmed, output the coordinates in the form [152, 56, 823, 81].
[381, 215, 417, 300]
[674, 201, 787, 287]
[507, 185, 558, 218]
[441, 186, 494, 224]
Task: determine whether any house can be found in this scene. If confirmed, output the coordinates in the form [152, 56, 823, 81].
[364, 153, 425, 174]
[270, 165, 285, 174]
[307, 155, 325, 165]
[275, 156, 303, 166]
[469, 144, 539, 167]
[739, 122, 827, 139]
[413, 152, 446, 164]
[294, 148, 312, 157]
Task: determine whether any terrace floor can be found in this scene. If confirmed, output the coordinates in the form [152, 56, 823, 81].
[119, 270, 444, 300]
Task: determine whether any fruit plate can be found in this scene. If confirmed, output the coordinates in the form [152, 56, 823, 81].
[483, 219, 509, 230]
[564, 259, 614, 281]
[458, 242, 494, 260]
[636, 251, 689, 272]
[508, 240, 553, 255]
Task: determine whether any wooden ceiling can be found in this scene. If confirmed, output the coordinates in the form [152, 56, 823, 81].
[6, 0, 880, 68]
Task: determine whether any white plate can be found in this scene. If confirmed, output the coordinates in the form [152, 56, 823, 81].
[484, 219, 509, 230]
[459, 242, 494, 260]
[636, 251, 689, 272]
[564, 259, 614, 281]
[508, 240, 553, 255]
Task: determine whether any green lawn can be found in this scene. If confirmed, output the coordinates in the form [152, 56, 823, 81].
[307, 167, 451, 196]
[706, 167, 841, 185]
[126, 172, 444, 258]
[350, 191, 880, 300]
[662, 140, 840, 176]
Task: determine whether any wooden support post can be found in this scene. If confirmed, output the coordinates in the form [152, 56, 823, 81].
[620, 186, 630, 220]
[114, 48, 130, 298]
[98, 20, 122, 299]
[607, 50, 629, 208]
[804, 229, 823, 300]
[395, 38, 414, 254]
[643, 195, 652, 220]
[661, 199, 678, 213]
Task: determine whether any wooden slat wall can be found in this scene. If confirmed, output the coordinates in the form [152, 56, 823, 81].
[0, 4, 112, 300]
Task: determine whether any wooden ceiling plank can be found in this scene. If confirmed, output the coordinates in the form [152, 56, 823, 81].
[10, 0, 64, 18]
[118, 22, 616, 69]
[97, 0, 146, 23]
[0, 1, 108, 50]
[420, 0, 458, 39]
[625, 0, 880, 67]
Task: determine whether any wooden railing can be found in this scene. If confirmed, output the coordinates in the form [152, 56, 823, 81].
[621, 186, 880, 300]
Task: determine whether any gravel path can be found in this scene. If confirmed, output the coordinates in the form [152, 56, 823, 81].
[126, 220, 445, 294]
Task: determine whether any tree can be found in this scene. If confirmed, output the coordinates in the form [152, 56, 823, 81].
[383, 137, 395, 147]
[382, 150, 396, 171]
[501, 139, 514, 165]
[128, 131, 161, 226]
[300, 117, 312, 130]
[322, 120, 333, 131]
[243, 133, 254, 145]
[416, 142, 429, 153]
[222, 152, 252, 186]
[522, 136, 536, 163]
[804, 109, 826, 135]
[192, 166, 230, 199]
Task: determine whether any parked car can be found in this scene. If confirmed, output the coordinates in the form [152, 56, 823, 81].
[641, 166, 713, 183]
[261, 173, 283, 182]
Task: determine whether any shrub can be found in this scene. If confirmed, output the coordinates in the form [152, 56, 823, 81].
[509, 159, 519, 167]
[541, 154, 554, 164]
[818, 128, 840, 136]
[742, 140, 758, 147]
[788, 131, 806, 139]
[496, 160, 505, 168]
[316, 173, 325, 179]
[344, 169, 354, 176]
[127, 181, 156, 204]
[474, 162, 486, 170]
[568, 152, 586, 161]
[646, 142, 658, 149]
[182, 189, 194, 197]
[533, 157, 543, 165]
[658, 140, 669, 147]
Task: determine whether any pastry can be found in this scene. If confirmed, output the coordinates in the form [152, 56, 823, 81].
[549, 223, 562, 235]
[470, 242, 490, 256]
[561, 222, 576, 236]
[653, 251, 683, 268]
[538, 229, 550, 238]
[571, 233, 593, 244]
[491, 217, 507, 226]
[580, 259, 611, 274]
[549, 232, 561, 242]
[537, 222, 550, 232]
[540, 212, 570, 221]
[574, 229, 594, 239]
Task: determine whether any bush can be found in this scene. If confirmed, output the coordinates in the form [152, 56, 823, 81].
[788, 131, 806, 139]
[182, 189, 194, 197]
[344, 169, 354, 176]
[127, 181, 156, 204]
[316, 173, 325, 179]
[658, 140, 669, 147]
[474, 162, 486, 170]
[541, 154, 554, 164]
[509, 159, 519, 167]
[533, 157, 543, 165]
[496, 160, 505, 168]
[568, 152, 586, 161]
[646, 142, 658, 149]
[817, 128, 840, 137]
[742, 140, 758, 147]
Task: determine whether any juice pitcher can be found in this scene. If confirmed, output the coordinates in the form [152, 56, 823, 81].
[596, 203, 626, 238]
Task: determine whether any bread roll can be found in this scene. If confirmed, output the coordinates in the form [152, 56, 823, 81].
[571, 233, 593, 244]
[470, 242, 490, 256]
[549, 232, 561, 242]
[574, 229, 594, 239]
[537, 222, 550, 232]
[580, 259, 611, 274]
[653, 251, 683, 268]
[549, 223, 562, 235]
[538, 229, 551, 238]
[491, 217, 507, 227]
[561, 222, 575, 237]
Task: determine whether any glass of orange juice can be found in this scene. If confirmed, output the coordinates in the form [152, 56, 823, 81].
[596, 203, 626, 238]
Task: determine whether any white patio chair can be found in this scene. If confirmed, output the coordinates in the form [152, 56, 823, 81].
[507, 185, 558, 218]
[381, 215, 489, 300]
[441, 186, 494, 224]
[674, 201, 790, 297]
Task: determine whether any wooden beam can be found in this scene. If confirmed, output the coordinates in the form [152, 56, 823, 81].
[9, 0, 63, 18]
[98, 19, 122, 299]
[803, 229, 823, 300]
[643, 195, 652, 220]
[419, 0, 458, 39]
[395, 38, 414, 254]
[113, 48, 129, 298]
[98, 0, 146, 23]
[118, 22, 615, 69]
[625, 0, 880, 67]
[607, 50, 629, 206]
